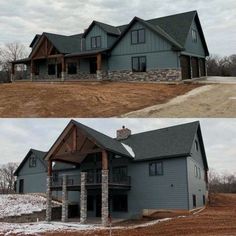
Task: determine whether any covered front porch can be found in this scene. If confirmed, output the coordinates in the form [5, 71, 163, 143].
[44, 120, 132, 226]
[11, 51, 109, 82]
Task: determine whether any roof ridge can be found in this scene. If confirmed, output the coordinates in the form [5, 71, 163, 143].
[127, 121, 200, 138]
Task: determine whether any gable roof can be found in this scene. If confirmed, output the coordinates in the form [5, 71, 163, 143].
[111, 16, 184, 51]
[83, 21, 120, 38]
[14, 149, 48, 176]
[146, 10, 209, 55]
[122, 121, 208, 170]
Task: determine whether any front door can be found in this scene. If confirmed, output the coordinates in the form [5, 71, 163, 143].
[96, 194, 101, 217]
[89, 58, 97, 74]
[19, 179, 24, 194]
[57, 63, 62, 78]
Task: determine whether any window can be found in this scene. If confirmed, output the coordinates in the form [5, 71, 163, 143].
[68, 63, 77, 74]
[87, 195, 94, 211]
[193, 194, 196, 208]
[86, 169, 94, 183]
[149, 162, 163, 176]
[35, 63, 40, 75]
[91, 36, 101, 49]
[113, 195, 128, 212]
[195, 140, 199, 151]
[29, 156, 37, 168]
[192, 29, 197, 43]
[52, 172, 59, 182]
[48, 64, 56, 75]
[132, 56, 146, 72]
[113, 166, 128, 183]
[194, 165, 198, 178]
[131, 29, 145, 44]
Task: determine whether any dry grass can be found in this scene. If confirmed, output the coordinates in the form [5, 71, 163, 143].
[0, 82, 201, 117]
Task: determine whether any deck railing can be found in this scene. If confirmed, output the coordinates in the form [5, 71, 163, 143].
[51, 173, 131, 188]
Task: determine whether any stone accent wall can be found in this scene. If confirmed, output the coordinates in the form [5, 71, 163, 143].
[66, 72, 97, 80]
[61, 175, 68, 222]
[108, 69, 182, 82]
[46, 176, 52, 222]
[80, 172, 87, 224]
[102, 170, 109, 227]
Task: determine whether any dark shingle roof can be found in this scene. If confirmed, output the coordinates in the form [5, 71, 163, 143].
[146, 11, 197, 47]
[43, 32, 82, 54]
[95, 21, 120, 36]
[122, 121, 201, 160]
[72, 120, 132, 158]
[14, 149, 48, 176]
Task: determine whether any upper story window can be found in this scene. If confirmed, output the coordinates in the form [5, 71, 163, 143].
[149, 161, 163, 176]
[113, 166, 128, 182]
[192, 29, 197, 43]
[131, 29, 145, 44]
[91, 36, 101, 49]
[132, 56, 146, 72]
[194, 165, 198, 177]
[68, 63, 77, 74]
[29, 156, 37, 168]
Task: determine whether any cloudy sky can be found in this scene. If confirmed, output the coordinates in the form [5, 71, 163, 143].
[0, 118, 235, 174]
[0, 0, 235, 56]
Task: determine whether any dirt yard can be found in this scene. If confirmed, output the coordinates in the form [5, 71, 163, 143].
[46, 194, 236, 236]
[0, 82, 200, 117]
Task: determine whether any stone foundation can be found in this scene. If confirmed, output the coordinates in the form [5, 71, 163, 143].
[80, 172, 87, 224]
[102, 170, 109, 227]
[61, 175, 68, 222]
[108, 69, 182, 82]
[66, 72, 97, 80]
[46, 177, 52, 222]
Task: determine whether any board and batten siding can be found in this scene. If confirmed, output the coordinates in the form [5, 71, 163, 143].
[183, 19, 206, 58]
[16, 153, 47, 193]
[85, 25, 108, 50]
[186, 133, 207, 209]
[117, 157, 189, 219]
[109, 22, 180, 71]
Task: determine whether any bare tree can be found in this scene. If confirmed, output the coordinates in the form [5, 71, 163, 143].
[0, 42, 28, 82]
[0, 163, 18, 194]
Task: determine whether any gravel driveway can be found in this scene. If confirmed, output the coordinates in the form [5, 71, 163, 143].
[122, 84, 236, 118]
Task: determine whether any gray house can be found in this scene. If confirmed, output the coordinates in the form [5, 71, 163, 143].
[14, 149, 48, 194]
[14, 120, 208, 226]
[12, 10, 209, 81]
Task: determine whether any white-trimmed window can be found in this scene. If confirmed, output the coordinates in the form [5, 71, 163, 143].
[192, 29, 197, 43]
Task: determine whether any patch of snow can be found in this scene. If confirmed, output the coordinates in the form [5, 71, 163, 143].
[0, 194, 60, 219]
[121, 143, 135, 158]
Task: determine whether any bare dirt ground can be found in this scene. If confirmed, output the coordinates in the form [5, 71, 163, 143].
[0, 82, 200, 117]
[123, 84, 236, 118]
[45, 193, 236, 236]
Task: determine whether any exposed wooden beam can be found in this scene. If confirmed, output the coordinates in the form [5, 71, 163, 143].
[72, 126, 77, 152]
[11, 63, 15, 75]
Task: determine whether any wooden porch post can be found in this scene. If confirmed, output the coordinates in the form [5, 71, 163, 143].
[96, 53, 102, 80]
[30, 60, 35, 81]
[101, 150, 109, 226]
[11, 63, 15, 82]
[61, 56, 66, 81]
[46, 160, 52, 222]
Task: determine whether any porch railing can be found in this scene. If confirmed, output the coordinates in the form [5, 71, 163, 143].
[51, 173, 131, 188]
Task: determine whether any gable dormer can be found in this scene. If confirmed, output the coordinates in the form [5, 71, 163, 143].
[83, 21, 120, 51]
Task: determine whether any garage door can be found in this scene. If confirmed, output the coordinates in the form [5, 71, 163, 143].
[191, 57, 199, 78]
[199, 58, 206, 77]
[180, 56, 191, 80]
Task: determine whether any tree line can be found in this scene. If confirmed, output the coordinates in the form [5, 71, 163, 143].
[208, 169, 236, 193]
[206, 54, 236, 77]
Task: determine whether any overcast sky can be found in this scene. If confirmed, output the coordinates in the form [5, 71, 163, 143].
[0, 118, 235, 174]
[0, 0, 235, 56]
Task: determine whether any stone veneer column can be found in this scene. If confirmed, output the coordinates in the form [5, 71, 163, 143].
[61, 175, 68, 222]
[97, 70, 102, 80]
[46, 176, 52, 222]
[61, 72, 66, 82]
[80, 172, 87, 224]
[102, 169, 109, 227]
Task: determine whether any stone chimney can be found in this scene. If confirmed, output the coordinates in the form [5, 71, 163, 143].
[116, 126, 131, 140]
